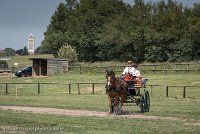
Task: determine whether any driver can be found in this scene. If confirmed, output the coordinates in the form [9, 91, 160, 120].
[122, 60, 136, 77]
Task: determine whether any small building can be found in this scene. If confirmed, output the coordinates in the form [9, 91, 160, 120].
[29, 58, 68, 76]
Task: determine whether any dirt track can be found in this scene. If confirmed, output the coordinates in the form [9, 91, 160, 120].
[0, 106, 200, 130]
[0, 106, 186, 121]
[1, 105, 200, 126]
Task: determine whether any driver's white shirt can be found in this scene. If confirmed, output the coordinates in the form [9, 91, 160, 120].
[122, 67, 136, 76]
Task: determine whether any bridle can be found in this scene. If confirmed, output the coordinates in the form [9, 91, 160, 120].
[106, 73, 116, 90]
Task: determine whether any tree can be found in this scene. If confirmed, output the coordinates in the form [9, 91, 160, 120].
[57, 44, 78, 64]
[65, 0, 78, 10]
[4, 48, 15, 56]
[15, 49, 23, 55]
[16, 47, 29, 56]
[35, 46, 41, 55]
[41, 3, 68, 56]
[22, 46, 29, 55]
[168, 38, 193, 61]
[188, 3, 200, 60]
[40, 0, 200, 62]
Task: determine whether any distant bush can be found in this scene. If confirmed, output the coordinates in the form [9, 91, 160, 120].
[56, 44, 78, 64]
[0, 61, 9, 69]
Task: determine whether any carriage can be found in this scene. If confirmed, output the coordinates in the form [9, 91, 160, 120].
[106, 70, 150, 114]
[124, 75, 150, 113]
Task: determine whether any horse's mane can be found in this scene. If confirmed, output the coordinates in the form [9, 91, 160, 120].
[115, 77, 126, 91]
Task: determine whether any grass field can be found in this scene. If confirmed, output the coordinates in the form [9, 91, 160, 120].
[0, 71, 200, 134]
[0, 109, 199, 134]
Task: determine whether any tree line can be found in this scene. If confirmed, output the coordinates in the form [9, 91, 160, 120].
[40, 0, 200, 63]
[0, 47, 29, 57]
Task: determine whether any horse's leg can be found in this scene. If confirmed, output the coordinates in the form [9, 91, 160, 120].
[108, 95, 112, 114]
[119, 87, 127, 114]
[113, 94, 118, 115]
[122, 84, 127, 106]
[114, 93, 122, 115]
[118, 95, 122, 114]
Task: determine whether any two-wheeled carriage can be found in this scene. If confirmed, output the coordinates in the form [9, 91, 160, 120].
[124, 75, 150, 113]
[106, 70, 150, 114]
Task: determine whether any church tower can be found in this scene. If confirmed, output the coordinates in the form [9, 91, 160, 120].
[28, 33, 35, 54]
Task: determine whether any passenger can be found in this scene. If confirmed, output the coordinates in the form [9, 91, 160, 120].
[132, 63, 143, 87]
[132, 63, 140, 77]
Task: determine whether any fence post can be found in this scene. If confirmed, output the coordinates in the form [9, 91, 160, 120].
[92, 83, 94, 94]
[77, 83, 80, 94]
[166, 86, 169, 97]
[183, 86, 186, 98]
[187, 64, 189, 69]
[68, 84, 71, 94]
[6, 83, 8, 94]
[38, 83, 40, 94]
[163, 65, 166, 75]
[79, 66, 82, 74]
[152, 65, 155, 74]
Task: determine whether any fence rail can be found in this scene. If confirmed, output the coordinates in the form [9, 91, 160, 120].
[0, 82, 199, 98]
[74, 82, 105, 94]
[68, 63, 200, 74]
[149, 85, 200, 98]
[0, 82, 71, 94]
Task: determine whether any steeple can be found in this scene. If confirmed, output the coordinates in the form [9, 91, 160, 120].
[28, 33, 35, 55]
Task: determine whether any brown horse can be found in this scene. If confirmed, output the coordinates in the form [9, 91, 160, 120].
[105, 70, 127, 114]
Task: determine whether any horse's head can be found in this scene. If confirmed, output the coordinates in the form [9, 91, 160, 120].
[106, 69, 115, 89]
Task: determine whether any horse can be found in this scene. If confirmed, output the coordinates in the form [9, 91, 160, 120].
[105, 70, 127, 114]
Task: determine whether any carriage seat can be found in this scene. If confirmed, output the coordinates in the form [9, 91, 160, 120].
[142, 79, 148, 84]
[134, 79, 142, 88]
[126, 80, 136, 95]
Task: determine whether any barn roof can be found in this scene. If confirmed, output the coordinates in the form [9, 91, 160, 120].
[29, 58, 68, 61]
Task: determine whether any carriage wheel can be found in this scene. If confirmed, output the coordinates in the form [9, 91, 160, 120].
[144, 90, 150, 112]
[118, 97, 122, 114]
[140, 96, 145, 113]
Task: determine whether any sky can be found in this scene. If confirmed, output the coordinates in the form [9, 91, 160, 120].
[0, 0, 199, 50]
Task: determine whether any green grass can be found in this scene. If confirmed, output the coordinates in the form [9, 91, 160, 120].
[7, 54, 54, 67]
[0, 109, 199, 134]
[0, 72, 199, 97]
[0, 94, 200, 120]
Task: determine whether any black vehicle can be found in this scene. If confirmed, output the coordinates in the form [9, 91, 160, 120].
[15, 66, 32, 77]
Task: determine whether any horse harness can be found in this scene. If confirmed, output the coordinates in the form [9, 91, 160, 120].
[106, 76, 125, 93]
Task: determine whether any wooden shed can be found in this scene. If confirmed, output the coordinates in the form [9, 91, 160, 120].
[29, 58, 68, 76]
